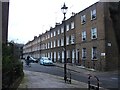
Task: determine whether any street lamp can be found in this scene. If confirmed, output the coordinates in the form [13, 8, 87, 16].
[61, 3, 68, 82]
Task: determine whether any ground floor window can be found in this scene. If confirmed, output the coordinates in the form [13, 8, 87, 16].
[92, 47, 97, 59]
[54, 52, 56, 62]
[82, 48, 86, 59]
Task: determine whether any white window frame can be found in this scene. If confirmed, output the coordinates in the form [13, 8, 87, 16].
[54, 31, 56, 36]
[66, 24, 69, 31]
[51, 32, 53, 37]
[67, 50, 70, 59]
[58, 29, 60, 35]
[91, 9, 96, 20]
[71, 22, 74, 29]
[46, 43, 47, 49]
[71, 35, 75, 44]
[72, 50, 75, 63]
[58, 52, 60, 61]
[48, 42, 50, 49]
[61, 27, 64, 33]
[82, 31, 86, 41]
[57, 39, 60, 47]
[66, 36, 69, 45]
[92, 47, 97, 60]
[51, 52, 52, 59]
[61, 38, 64, 46]
[54, 52, 56, 62]
[62, 51, 64, 63]
[51, 41, 52, 48]
[82, 48, 87, 59]
[81, 15, 86, 24]
[48, 52, 50, 58]
[46, 35, 47, 39]
[91, 28, 97, 39]
[48, 34, 50, 38]
[54, 40, 56, 47]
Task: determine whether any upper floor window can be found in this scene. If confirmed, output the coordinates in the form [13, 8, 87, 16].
[82, 48, 86, 59]
[42, 37, 45, 41]
[66, 36, 69, 45]
[81, 15, 86, 24]
[44, 44, 46, 49]
[71, 35, 75, 44]
[58, 29, 60, 35]
[54, 40, 56, 47]
[48, 34, 50, 38]
[61, 27, 64, 33]
[91, 28, 97, 39]
[46, 35, 47, 39]
[46, 43, 47, 49]
[66, 24, 69, 31]
[92, 47, 97, 60]
[71, 22, 74, 29]
[82, 31, 86, 41]
[51, 32, 53, 37]
[54, 31, 56, 36]
[61, 38, 64, 46]
[57, 39, 60, 47]
[91, 9, 96, 20]
[51, 41, 52, 48]
[48, 42, 50, 49]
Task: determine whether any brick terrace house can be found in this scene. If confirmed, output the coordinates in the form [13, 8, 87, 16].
[23, 2, 119, 71]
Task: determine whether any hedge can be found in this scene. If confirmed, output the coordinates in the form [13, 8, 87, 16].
[2, 42, 24, 89]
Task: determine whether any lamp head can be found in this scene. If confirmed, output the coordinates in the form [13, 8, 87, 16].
[61, 3, 68, 14]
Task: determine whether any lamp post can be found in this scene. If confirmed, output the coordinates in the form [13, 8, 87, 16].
[61, 3, 68, 82]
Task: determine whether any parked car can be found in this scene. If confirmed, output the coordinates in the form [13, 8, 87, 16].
[39, 57, 54, 65]
[29, 56, 38, 63]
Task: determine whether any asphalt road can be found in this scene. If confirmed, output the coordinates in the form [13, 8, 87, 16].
[23, 61, 118, 89]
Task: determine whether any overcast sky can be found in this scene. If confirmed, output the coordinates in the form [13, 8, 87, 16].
[8, 0, 99, 44]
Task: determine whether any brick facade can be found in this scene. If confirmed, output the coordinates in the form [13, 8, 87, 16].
[23, 2, 119, 71]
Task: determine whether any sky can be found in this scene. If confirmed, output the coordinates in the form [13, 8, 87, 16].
[8, 0, 99, 44]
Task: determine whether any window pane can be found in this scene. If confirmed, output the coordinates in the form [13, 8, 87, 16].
[81, 15, 86, 24]
[61, 27, 64, 33]
[66, 24, 69, 31]
[58, 29, 60, 34]
[92, 47, 97, 59]
[91, 9, 96, 20]
[91, 28, 97, 39]
[71, 22, 74, 29]
[82, 48, 86, 59]
[82, 31, 86, 41]
[66, 36, 69, 45]
[71, 35, 75, 44]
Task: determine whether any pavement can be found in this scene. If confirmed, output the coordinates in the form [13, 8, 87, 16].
[54, 63, 118, 76]
[17, 60, 116, 89]
[18, 70, 88, 89]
